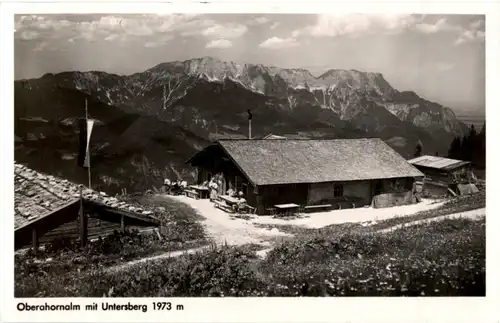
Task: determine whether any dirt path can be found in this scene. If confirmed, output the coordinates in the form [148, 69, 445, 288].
[377, 207, 486, 234]
[169, 196, 290, 246]
[106, 195, 291, 272]
[251, 198, 446, 228]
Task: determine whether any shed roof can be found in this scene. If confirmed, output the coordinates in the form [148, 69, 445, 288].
[190, 138, 424, 186]
[14, 164, 159, 231]
[407, 155, 471, 171]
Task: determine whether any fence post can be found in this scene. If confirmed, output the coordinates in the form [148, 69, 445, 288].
[121, 214, 125, 233]
[79, 186, 87, 248]
[32, 227, 39, 250]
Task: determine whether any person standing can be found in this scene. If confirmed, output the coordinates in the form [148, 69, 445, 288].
[209, 179, 218, 201]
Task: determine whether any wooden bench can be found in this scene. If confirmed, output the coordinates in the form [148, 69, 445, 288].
[337, 202, 355, 209]
[303, 204, 332, 212]
[266, 207, 277, 215]
[242, 204, 256, 214]
[168, 187, 184, 195]
[214, 200, 234, 213]
[274, 203, 300, 217]
[184, 189, 199, 199]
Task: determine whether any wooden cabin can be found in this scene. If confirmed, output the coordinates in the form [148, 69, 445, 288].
[407, 155, 477, 197]
[186, 138, 425, 215]
[14, 164, 160, 250]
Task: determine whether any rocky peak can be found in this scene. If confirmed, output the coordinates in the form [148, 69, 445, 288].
[318, 69, 395, 98]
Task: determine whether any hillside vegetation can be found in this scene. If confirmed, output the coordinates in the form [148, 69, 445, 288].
[15, 215, 485, 297]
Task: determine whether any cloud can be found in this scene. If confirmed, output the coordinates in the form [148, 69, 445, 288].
[414, 18, 460, 34]
[18, 30, 40, 41]
[104, 34, 121, 42]
[33, 41, 51, 52]
[454, 30, 485, 45]
[178, 19, 216, 36]
[14, 14, 203, 45]
[292, 14, 421, 38]
[143, 34, 175, 48]
[201, 23, 248, 39]
[270, 22, 280, 30]
[292, 14, 485, 47]
[205, 39, 233, 49]
[259, 37, 299, 49]
[246, 16, 269, 26]
[14, 14, 251, 55]
[470, 19, 484, 30]
[454, 19, 485, 46]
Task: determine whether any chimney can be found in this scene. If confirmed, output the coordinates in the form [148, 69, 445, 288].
[247, 109, 252, 139]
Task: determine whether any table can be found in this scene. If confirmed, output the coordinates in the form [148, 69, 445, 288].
[219, 195, 240, 205]
[189, 185, 210, 199]
[274, 203, 300, 216]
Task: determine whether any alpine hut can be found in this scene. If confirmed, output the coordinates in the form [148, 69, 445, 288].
[186, 138, 425, 215]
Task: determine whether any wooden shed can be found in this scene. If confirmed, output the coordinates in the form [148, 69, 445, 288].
[407, 155, 477, 197]
[14, 164, 160, 250]
[186, 138, 425, 215]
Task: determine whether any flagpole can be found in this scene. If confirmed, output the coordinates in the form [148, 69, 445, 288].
[85, 98, 92, 189]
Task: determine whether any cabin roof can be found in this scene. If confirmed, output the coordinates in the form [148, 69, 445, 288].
[188, 138, 424, 186]
[407, 155, 471, 171]
[14, 163, 160, 231]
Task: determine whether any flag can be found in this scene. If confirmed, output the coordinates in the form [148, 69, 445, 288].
[247, 109, 252, 120]
[77, 118, 94, 168]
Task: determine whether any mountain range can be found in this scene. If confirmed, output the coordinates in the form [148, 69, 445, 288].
[14, 56, 469, 193]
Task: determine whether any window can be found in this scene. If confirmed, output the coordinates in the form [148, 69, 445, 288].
[334, 184, 343, 197]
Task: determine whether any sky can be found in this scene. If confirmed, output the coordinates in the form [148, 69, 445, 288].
[14, 13, 485, 113]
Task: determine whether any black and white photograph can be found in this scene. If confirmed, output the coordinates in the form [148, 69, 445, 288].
[10, 10, 487, 301]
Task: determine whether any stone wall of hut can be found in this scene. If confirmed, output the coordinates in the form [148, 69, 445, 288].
[371, 177, 416, 208]
[307, 181, 372, 206]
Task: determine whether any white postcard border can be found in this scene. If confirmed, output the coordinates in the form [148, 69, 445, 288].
[1, 1, 498, 322]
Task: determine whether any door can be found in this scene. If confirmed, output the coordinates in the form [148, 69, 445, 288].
[374, 180, 382, 195]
